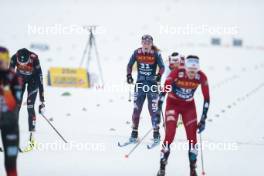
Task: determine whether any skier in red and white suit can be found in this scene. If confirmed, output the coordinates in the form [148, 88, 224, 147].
[157, 55, 210, 176]
[168, 52, 185, 71]
[161, 52, 185, 85]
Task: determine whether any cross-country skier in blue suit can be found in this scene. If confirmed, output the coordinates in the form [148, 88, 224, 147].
[127, 34, 165, 142]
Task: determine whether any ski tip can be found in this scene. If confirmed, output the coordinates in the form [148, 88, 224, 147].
[124, 154, 129, 159]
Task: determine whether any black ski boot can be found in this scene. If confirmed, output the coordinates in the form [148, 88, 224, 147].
[190, 164, 198, 176]
[189, 150, 198, 176]
[157, 144, 170, 176]
[129, 128, 138, 143]
[153, 127, 160, 143]
[157, 169, 166, 176]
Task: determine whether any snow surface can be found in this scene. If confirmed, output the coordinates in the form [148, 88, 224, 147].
[1, 0, 264, 175]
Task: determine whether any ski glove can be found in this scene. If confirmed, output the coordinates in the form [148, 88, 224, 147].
[39, 103, 45, 114]
[156, 73, 162, 82]
[198, 100, 210, 133]
[127, 74, 134, 84]
[197, 115, 206, 133]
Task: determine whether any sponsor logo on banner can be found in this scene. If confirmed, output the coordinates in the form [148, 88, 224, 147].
[48, 67, 89, 88]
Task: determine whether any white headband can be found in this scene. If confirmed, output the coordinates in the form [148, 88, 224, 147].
[170, 55, 180, 61]
[185, 58, 200, 69]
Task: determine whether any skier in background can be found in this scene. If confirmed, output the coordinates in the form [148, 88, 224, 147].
[0, 46, 22, 176]
[168, 52, 185, 71]
[127, 34, 165, 143]
[161, 52, 185, 85]
[160, 52, 186, 126]
[10, 48, 45, 146]
[157, 55, 210, 176]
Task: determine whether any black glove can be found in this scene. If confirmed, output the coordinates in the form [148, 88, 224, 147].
[127, 74, 134, 84]
[198, 100, 209, 133]
[197, 114, 206, 133]
[39, 103, 45, 114]
[156, 73, 161, 82]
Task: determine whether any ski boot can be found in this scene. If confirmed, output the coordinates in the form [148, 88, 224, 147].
[153, 127, 160, 143]
[157, 169, 166, 176]
[189, 149, 198, 176]
[29, 131, 36, 148]
[190, 164, 198, 176]
[129, 128, 138, 143]
[21, 131, 37, 152]
[157, 144, 170, 176]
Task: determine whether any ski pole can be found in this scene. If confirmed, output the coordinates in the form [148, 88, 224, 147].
[160, 109, 166, 131]
[124, 128, 152, 158]
[199, 133, 206, 176]
[40, 113, 68, 143]
[128, 84, 132, 102]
